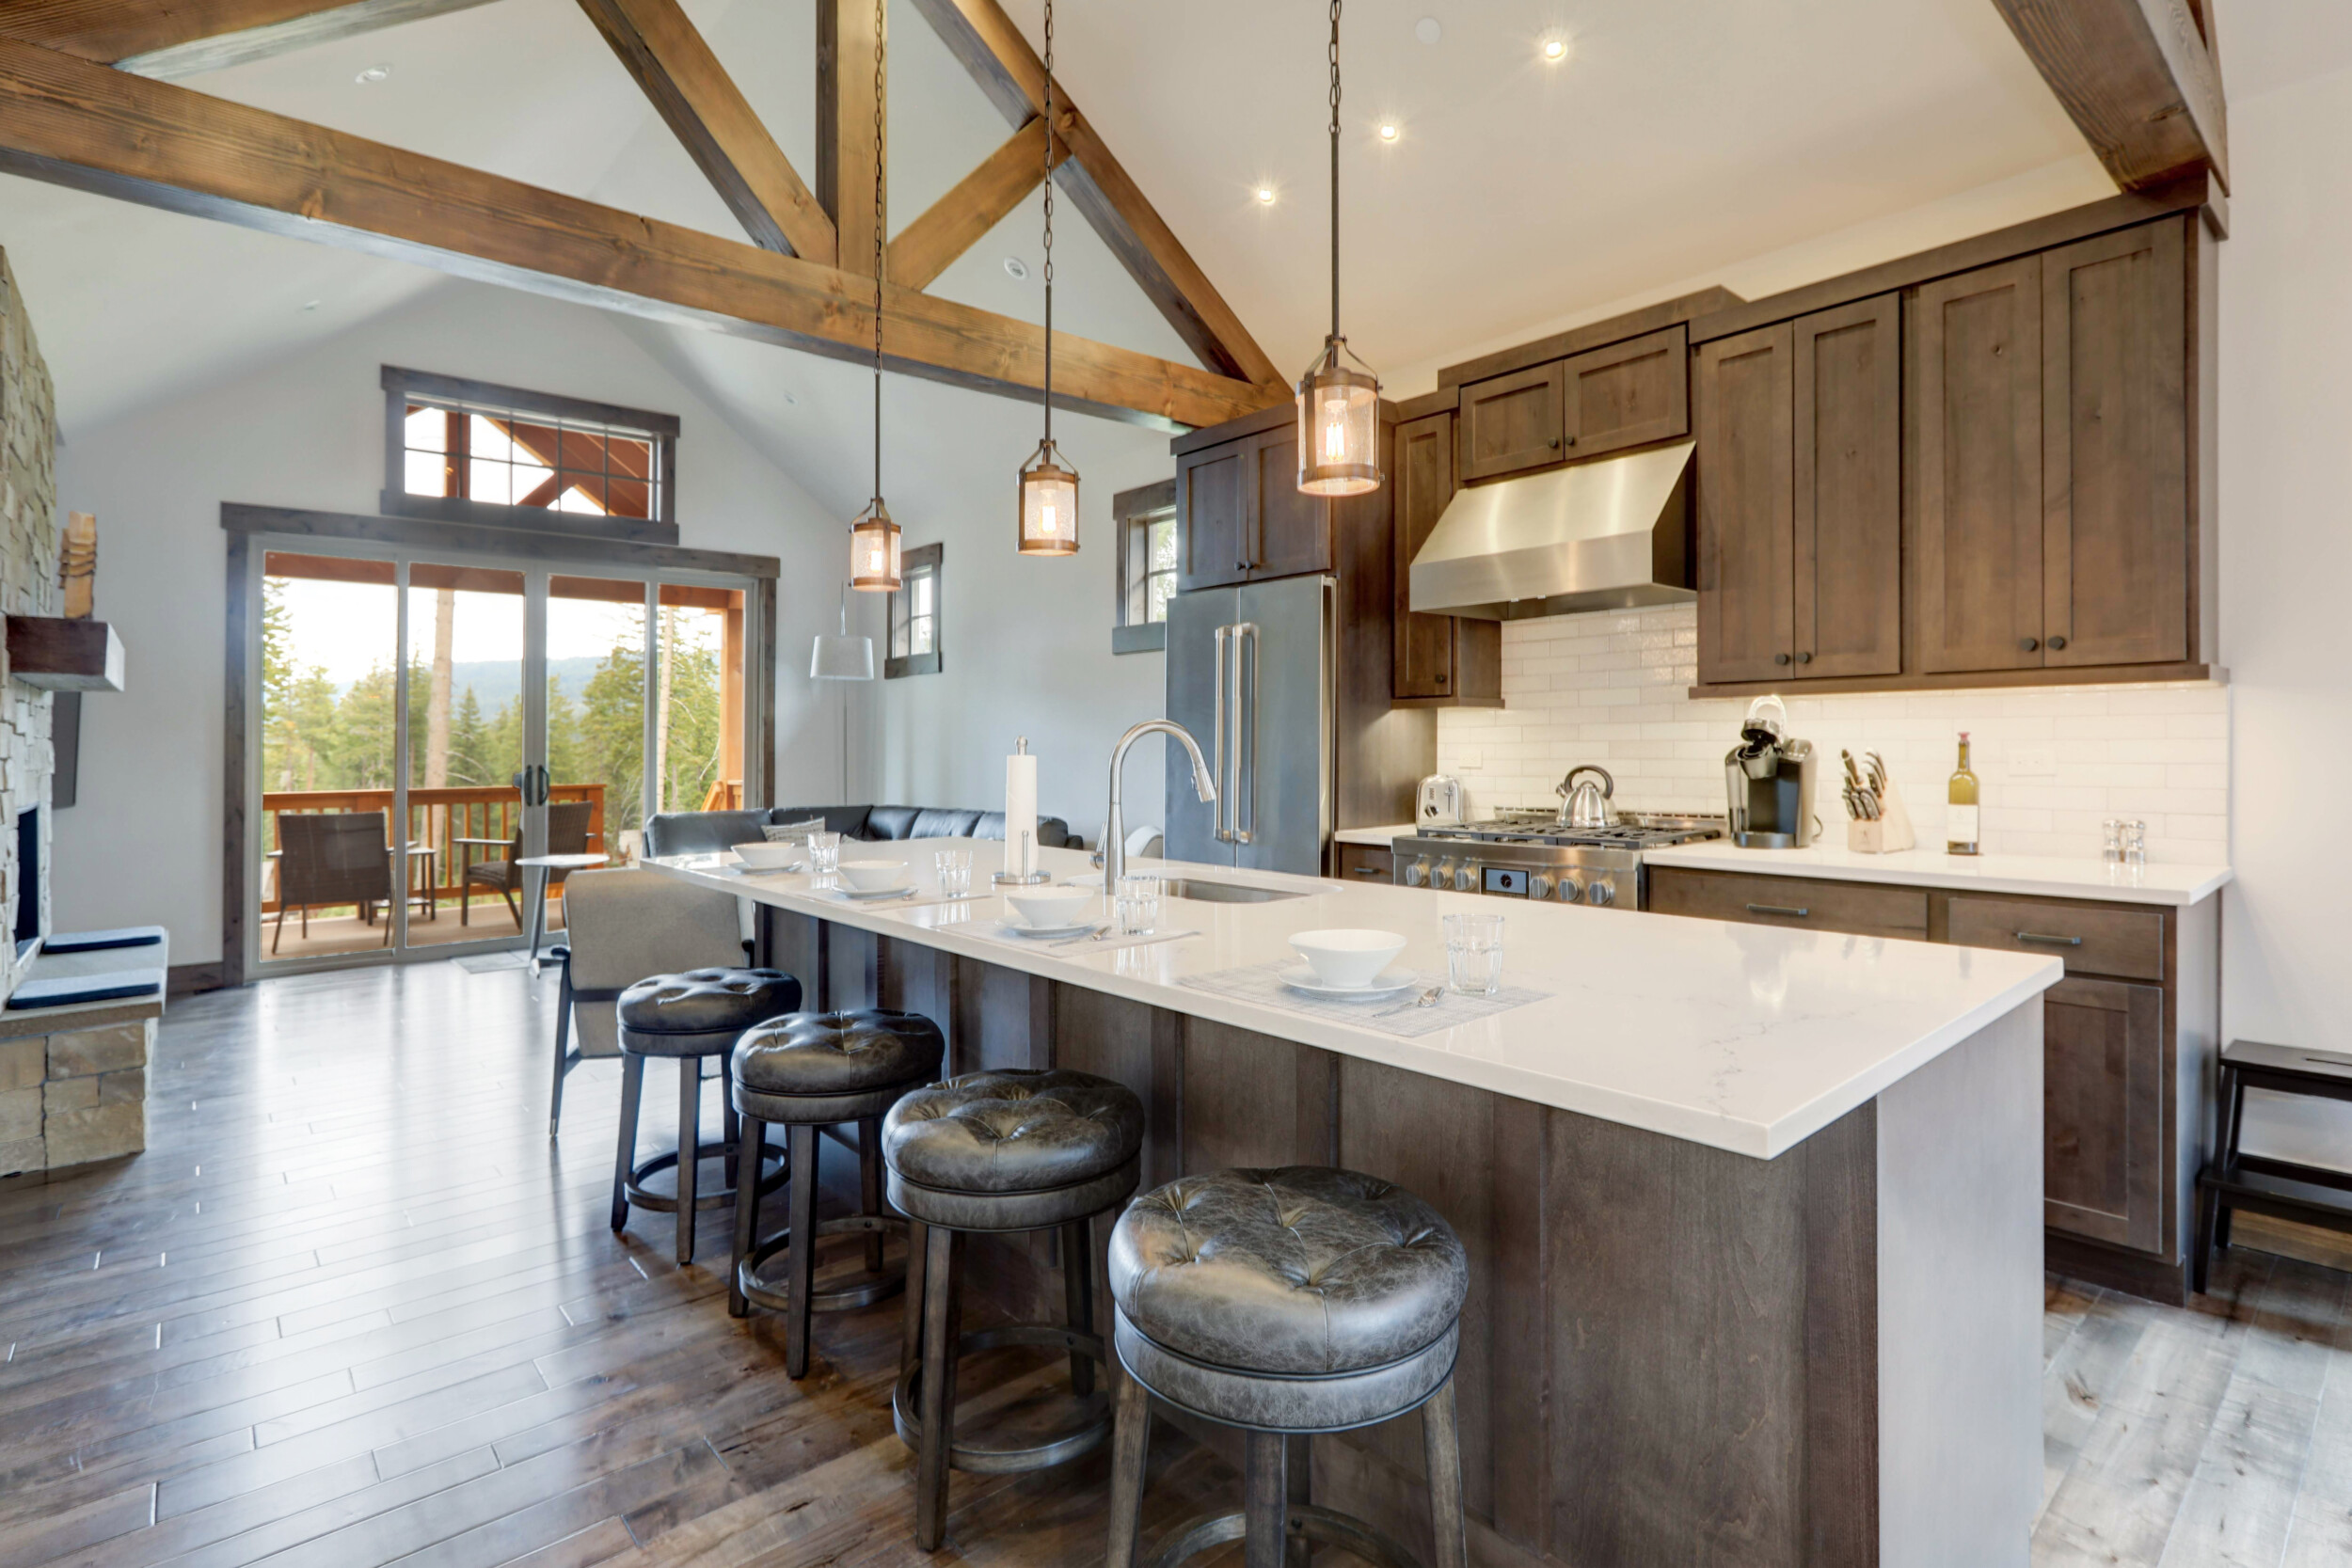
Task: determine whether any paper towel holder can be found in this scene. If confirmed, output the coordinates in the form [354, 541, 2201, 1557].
[993, 736, 1053, 886]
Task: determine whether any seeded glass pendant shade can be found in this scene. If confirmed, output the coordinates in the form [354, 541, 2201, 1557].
[849, 498, 901, 592]
[1015, 0, 1080, 557]
[848, 0, 902, 593]
[1297, 0, 1382, 498]
[810, 582, 874, 680]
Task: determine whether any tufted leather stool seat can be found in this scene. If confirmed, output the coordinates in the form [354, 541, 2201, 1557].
[883, 1069, 1145, 1233]
[883, 1069, 1145, 1552]
[725, 1011, 946, 1376]
[610, 967, 800, 1266]
[1104, 1166, 1470, 1568]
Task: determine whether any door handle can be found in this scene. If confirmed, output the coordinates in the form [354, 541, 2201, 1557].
[2014, 931, 2083, 947]
[1233, 623, 1258, 845]
[1745, 903, 1810, 918]
[1213, 626, 1233, 843]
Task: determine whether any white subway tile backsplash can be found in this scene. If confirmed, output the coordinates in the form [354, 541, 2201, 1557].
[1434, 603, 2231, 865]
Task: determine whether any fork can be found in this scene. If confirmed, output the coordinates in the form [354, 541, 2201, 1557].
[1375, 986, 1444, 1018]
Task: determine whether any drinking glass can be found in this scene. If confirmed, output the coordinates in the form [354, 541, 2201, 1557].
[934, 847, 974, 899]
[1442, 911, 1505, 997]
[807, 832, 841, 876]
[1114, 873, 1163, 936]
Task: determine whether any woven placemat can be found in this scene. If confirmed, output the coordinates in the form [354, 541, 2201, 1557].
[1177, 961, 1549, 1039]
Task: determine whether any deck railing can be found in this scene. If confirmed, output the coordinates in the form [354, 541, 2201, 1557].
[260, 784, 608, 912]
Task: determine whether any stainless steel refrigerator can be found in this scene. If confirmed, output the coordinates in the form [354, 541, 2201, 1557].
[1164, 576, 1336, 876]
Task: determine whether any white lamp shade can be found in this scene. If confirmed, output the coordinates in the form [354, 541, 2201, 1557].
[810, 632, 875, 681]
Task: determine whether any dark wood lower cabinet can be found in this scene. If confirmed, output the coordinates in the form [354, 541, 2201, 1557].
[1332, 842, 1394, 882]
[2042, 975, 2166, 1253]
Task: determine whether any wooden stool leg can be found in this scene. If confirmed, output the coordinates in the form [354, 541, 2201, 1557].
[1243, 1430, 1288, 1568]
[1104, 1368, 1152, 1568]
[1062, 1217, 1096, 1397]
[728, 1115, 766, 1318]
[900, 1219, 928, 1382]
[860, 1117, 886, 1273]
[610, 1053, 644, 1233]
[914, 1226, 961, 1552]
[722, 1072, 740, 1190]
[1284, 1434, 1311, 1568]
[1422, 1379, 1469, 1568]
[786, 1123, 820, 1379]
[2216, 1066, 2247, 1250]
[675, 1057, 701, 1266]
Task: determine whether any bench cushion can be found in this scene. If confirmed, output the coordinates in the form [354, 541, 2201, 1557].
[8, 970, 164, 1009]
[42, 927, 167, 955]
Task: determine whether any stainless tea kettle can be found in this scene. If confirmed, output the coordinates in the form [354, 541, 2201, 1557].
[1556, 765, 1615, 830]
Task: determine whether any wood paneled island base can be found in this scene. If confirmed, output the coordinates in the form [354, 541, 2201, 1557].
[758, 906, 2045, 1568]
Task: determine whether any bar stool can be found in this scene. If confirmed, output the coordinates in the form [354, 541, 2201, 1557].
[882, 1068, 1145, 1552]
[727, 1009, 946, 1378]
[2195, 1037, 2352, 1293]
[1104, 1166, 1470, 1568]
[612, 967, 799, 1265]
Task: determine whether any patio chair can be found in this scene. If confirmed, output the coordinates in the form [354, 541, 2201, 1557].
[546, 865, 751, 1134]
[458, 800, 594, 928]
[272, 811, 395, 955]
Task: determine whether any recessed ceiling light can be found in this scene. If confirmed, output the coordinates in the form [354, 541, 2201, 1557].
[1414, 17, 1441, 45]
[1003, 256, 1029, 280]
[782, 391, 799, 406]
[301, 300, 320, 312]
[1377, 122, 1400, 143]
[1255, 186, 1277, 205]
[1540, 37, 1568, 63]
[355, 62, 391, 84]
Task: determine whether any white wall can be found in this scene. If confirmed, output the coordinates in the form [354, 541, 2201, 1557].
[48, 280, 845, 966]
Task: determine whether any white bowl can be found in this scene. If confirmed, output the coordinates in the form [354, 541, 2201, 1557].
[837, 858, 907, 892]
[1007, 886, 1092, 927]
[1288, 928, 1407, 990]
[731, 841, 803, 871]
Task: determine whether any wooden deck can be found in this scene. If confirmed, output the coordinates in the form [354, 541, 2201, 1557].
[0, 960, 2345, 1567]
[257, 895, 551, 961]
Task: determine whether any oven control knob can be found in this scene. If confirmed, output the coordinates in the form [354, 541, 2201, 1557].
[1432, 858, 1455, 889]
[1555, 877, 1582, 903]
[1404, 857, 1430, 888]
[1528, 873, 1554, 901]
[1587, 879, 1616, 907]
[1454, 862, 1480, 892]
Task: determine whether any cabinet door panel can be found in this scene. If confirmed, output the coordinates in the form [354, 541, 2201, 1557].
[1178, 441, 1250, 594]
[1249, 425, 1331, 580]
[1562, 325, 1690, 460]
[1694, 322, 1794, 685]
[1792, 295, 1901, 678]
[1393, 412, 1457, 698]
[1915, 257, 2043, 673]
[1459, 361, 1566, 482]
[2042, 975, 2165, 1253]
[2042, 220, 2188, 668]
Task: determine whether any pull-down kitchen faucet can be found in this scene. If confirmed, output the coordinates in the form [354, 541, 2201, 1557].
[1104, 721, 1216, 890]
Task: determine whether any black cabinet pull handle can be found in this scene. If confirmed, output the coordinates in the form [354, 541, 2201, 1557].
[2015, 931, 2083, 947]
[1774, 652, 1791, 666]
[1745, 903, 1810, 918]
[2020, 637, 2039, 652]
[1796, 651, 1813, 664]
[1351, 866, 1387, 878]
[2049, 635, 2068, 650]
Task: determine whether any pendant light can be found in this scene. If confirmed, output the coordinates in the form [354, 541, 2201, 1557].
[1295, 0, 1381, 498]
[1016, 0, 1078, 555]
[809, 582, 875, 681]
[850, 0, 902, 592]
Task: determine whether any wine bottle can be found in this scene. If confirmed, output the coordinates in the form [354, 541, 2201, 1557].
[1947, 732, 1980, 856]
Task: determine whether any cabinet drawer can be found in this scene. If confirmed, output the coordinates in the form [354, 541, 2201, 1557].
[1645, 868, 1928, 938]
[1333, 843, 1395, 883]
[1946, 897, 2165, 981]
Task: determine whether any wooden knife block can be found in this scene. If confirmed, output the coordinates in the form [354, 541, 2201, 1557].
[1845, 777, 1917, 854]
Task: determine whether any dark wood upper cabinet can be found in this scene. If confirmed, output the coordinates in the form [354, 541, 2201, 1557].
[1248, 424, 1332, 581]
[1694, 322, 1794, 686]
[1393, 412, 1456, 698]
[2041, 975, 2166, 1254]
[1561, 324, 1691, 461]
[1792, 295, 1902, 678]
[1457, 361, 1565, 482]
[2042, 219, 2188, 669]
[1914, 255, 2045, 675]
[1176, 438, 1251, 594]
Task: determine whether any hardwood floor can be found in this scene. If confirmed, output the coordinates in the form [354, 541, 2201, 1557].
[1, 959, 2347, 1567]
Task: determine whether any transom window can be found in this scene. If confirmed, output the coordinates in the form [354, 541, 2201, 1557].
[886, 544, 944, 679]
[382, 366, 678, 537]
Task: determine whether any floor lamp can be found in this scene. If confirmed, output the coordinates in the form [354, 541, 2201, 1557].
[809, 583, 874, 801]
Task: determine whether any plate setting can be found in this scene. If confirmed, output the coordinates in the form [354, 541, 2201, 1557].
[1278, 964, 1421, 1001]
[834, 882, 915, 901]
[999, 918, 1100, 940]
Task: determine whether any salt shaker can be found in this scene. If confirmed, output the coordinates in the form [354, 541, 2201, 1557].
[2122, 819, 2148, 867]
[2102, 818, 2123, 865]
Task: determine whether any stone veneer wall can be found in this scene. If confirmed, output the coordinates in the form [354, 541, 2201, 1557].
[0, 1018, 151, 1174]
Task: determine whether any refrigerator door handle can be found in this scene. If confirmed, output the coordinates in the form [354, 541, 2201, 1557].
[1212, 625, 1233, 843]
[1233, 622, 1258, 845]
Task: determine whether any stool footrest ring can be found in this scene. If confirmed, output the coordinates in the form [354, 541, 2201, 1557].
[1142, 1502, 1422, 1568]
[893, 1324, 1112, 1475]
[624, 1142, 784, 1214]
[738, 1213, 908, 1313]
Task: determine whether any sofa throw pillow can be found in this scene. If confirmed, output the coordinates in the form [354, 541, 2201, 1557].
[760, 816, 830, 844]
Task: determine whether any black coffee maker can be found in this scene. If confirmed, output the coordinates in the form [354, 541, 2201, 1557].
[1724, 695, 1820, 848]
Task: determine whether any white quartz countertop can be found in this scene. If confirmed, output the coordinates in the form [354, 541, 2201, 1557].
[1334, 823, 1416, 847]
[649, 840, 2058, 1161]
[1641, 840, 2233, 906]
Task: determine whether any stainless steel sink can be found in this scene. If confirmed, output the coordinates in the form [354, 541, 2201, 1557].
[1160, 878, 1307, 904]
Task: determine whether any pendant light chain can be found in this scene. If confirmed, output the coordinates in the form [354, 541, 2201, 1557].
[870, 0, 885, 500]
[1041, 0, 1056, 447]
[1014, 0, 1078, 555]
[1328, 0, 1342, 342]
[849, 0, 901, 589]
[1295, 0, 1380, 498]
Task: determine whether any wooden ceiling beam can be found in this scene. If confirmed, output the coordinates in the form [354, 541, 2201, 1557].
[0, 0, 502, 80]
[575, 0, 834, 262]
[1990, 0, 2228, 193]
[887, 116, 1060, 293]
[0, 37, 1272, 430]
[816, 0, 883, 279]
[907, 0, 1281, 388]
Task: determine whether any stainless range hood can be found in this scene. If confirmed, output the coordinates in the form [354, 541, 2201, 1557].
[1408, 440, 1694, 620]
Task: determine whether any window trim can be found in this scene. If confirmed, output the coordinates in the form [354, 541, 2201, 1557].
[1112, 478, 1176, 655]
[380, 366, 681, 545]
[884, 542, 945, 679]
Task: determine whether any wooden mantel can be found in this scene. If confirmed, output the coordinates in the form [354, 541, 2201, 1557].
[8, 615, 123, 692]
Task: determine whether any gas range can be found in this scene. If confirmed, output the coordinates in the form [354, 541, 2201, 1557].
[1390, 813, 1724, 910]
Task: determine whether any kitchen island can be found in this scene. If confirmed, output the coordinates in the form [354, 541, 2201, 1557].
[647, 839, 2061, 1567]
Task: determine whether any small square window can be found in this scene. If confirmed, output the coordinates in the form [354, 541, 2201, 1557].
[886, 544, 944, 678]
[1113, 479, 1177, 654]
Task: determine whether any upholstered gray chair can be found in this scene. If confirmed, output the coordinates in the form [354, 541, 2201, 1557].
[546, 865, 750, 1134]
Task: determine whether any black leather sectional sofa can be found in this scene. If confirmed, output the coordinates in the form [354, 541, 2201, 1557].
[641, 804, 1076, 859]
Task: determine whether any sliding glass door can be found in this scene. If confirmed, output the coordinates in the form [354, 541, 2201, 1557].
[249, 541, 755, 973]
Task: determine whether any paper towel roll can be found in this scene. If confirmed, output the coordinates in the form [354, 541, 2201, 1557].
[1005, 740, 1037, 879]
